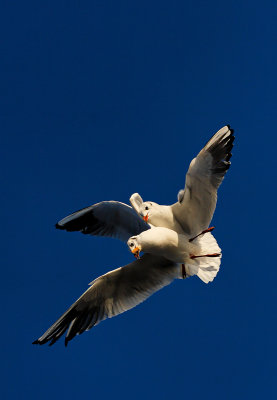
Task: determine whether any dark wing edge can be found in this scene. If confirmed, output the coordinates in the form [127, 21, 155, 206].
[203, 124, 234, 188]
[55, 201, 150, 242]
[32, 254, 179, 347]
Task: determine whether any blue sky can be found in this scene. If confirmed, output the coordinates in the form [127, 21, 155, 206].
[2, 1, 277, 399]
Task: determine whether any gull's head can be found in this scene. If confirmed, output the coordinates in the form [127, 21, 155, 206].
[127, 236, 142, 259]
[138, 201, 155, 223]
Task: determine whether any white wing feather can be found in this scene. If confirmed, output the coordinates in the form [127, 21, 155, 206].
[171, 126, 234, 236]
[33, 254, 179, 346]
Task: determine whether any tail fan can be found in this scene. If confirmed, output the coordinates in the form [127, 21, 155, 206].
[186, 232, 222, 283]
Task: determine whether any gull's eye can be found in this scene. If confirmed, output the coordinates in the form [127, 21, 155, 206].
[145, 206, 149, 211]
[130, 243, 134, 248]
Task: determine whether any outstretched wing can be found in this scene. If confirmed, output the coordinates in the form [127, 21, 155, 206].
[56, 201, 150, 242]
[32, 254, 179, 346]
[171, 125, 234, 236]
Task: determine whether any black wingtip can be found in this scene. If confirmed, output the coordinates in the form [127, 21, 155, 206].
[55, 223, 64, 230]
[32, 339, 39, 345]
[226, 152, 232, 162]
[228, 125, 235, 138]
[224, 124, 235, 138]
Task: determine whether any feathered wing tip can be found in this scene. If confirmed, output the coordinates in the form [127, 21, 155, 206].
[186, 232, 222, 284]
[204, 125, 235, 186]
[55, 206, 99, 233]
[32, 290, 103, 347]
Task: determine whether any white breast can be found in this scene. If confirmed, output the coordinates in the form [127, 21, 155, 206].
[138, 227, 197, 263]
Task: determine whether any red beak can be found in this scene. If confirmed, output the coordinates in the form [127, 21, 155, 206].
[143, 213, 149, 222]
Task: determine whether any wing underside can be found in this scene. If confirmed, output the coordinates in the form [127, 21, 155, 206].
[56, 201, 150, 242]
[172, 125, 234, 236]
[33, 254, 179, 346]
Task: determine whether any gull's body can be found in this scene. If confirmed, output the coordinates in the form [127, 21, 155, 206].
[129, 227, 197, 263]
[33, 125, 234, 346]
[128, 227, 221, 283]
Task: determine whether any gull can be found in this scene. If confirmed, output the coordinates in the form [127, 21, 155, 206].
[127, 227, 221, 283]
[33, 125, 234, 346]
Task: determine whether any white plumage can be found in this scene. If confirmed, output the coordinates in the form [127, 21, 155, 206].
[128, 227, 221, 283]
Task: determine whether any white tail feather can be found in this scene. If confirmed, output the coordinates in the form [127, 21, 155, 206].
[186, 232, 222, 283]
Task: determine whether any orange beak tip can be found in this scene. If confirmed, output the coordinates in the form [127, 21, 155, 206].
[132, 246, 141, 259]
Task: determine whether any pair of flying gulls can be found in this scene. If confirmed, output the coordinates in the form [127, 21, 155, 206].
[33, 125, 234, 346]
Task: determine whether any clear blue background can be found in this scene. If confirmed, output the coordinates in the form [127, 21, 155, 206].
[2, 1, 276, 399]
